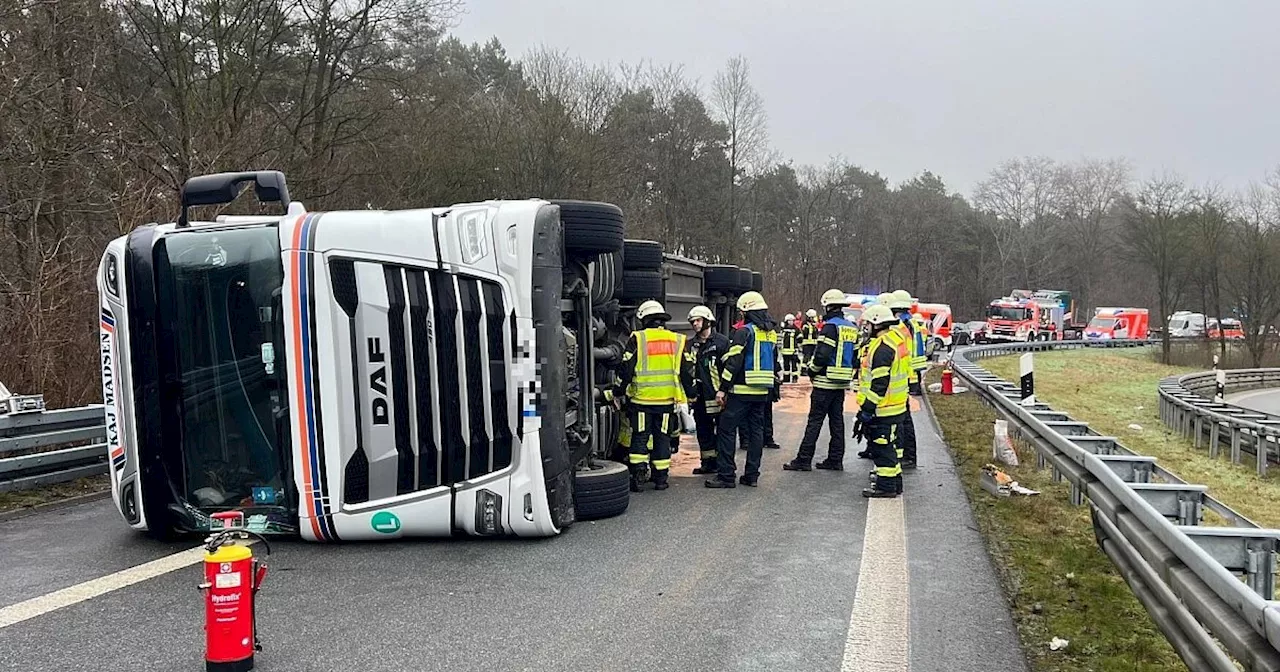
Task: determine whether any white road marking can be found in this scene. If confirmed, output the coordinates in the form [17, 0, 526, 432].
[841, 496, 910, 672]
[0, 546, 208, 629]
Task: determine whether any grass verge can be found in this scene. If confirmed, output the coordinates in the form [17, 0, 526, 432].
[0, 474, 111, 514]
[984, 348, 1280, 529]
[927, 367, 1184, 671]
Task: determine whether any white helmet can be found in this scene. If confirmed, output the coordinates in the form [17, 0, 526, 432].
[888, 289, 914, 310]
[784, 313, 795, 321]
[806, 308, 818, 319]
[876, 292, 894, 306]
[688, 305, 716, 323]
[737, 291, 768, 311]
[821, 288, 846, 307]
[637, 300, 670, 321]
[862, 304, 897, 326]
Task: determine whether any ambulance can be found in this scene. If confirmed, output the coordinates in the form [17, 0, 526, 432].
[1083, 307, 1150, 340]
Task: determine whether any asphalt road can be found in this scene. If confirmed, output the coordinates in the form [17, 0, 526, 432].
[0, 386, 1026, 672]
[1227, 388, 1280, 416]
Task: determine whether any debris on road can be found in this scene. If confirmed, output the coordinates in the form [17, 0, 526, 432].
[992, 419, 1020, 466]
[1128, 423, 1143, 431]
[980, 464, 1040, 498]
[1049, 637, 1069, 651]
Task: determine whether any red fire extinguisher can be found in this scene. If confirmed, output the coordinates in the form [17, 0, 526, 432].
[941, 361, 954, 395]
[199, 511, 270, 672]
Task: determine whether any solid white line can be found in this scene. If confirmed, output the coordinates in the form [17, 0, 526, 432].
[0, 546, 208, 629]
[841, 497, 910, 672]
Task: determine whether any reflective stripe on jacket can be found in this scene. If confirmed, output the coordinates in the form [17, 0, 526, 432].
[628, 328, 688, 405]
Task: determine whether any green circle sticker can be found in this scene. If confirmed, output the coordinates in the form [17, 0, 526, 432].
[371, 511, 401, 534]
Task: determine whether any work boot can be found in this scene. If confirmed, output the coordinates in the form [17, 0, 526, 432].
[815, 460, 843, 471]
[653, 481, 669, 491]
[764, 442, 782, 450]
[739, 476, 758, 487]
[692, 465, 717, 475]
[902, 459, 918, 470]
[862, 487, 899, 498]
[705, 478, 736, 489]
[630, 477, 642, 493]
[783, 460, 812, 471]
[856, 450, 873, 460]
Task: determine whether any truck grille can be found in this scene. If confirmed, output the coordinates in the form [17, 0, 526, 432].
[330, 259, 514, 504]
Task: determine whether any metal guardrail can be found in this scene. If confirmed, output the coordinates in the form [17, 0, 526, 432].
[0, 405, 108, 492]
[1159, 369, 1280, 476]
[952, 339, 1280, 672]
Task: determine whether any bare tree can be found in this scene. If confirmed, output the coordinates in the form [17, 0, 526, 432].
[1188, 185, 1233, 361]
[973, 156, 1066, 288]
[711, 55, 767, 259]
[1123, 174, 1195, 363]
[1227, 178, 1280, 366]
[1057, 158, 1130, 309]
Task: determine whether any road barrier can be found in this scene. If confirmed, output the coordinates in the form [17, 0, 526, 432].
[1159, 368, 1280, 475]
[952, 340, 1280, 672]
[0, 406, 107, 492]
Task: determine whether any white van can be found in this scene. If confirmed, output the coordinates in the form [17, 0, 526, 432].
[1168, 311, 1206, 338]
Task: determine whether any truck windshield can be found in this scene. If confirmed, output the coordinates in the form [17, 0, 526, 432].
[988, 306, 1028, 321]
[154, 226, 290, 517]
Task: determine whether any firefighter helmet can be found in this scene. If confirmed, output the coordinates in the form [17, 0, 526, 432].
[876, 292, 894, 305]
[888, 290, 914, 310]
[821, 288, 847, 307]
[688, 305, 716, 323]
[862, 304, 897, 326]
[637, 300, 670, 321]
[737, 291, 768, 312]
[806, 309, 818, 319]
[784, 313, 795, 322]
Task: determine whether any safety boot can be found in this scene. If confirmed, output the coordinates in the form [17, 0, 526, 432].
[738, 476, 758, 487]
[630, 477, 642, 493]
[862, 487, 899, 498]
[782, 460, 812, 471]
[693, 463, 717, 475]
[704, 478, 736, 489]
[856, 450, 873, 460]
[653, 481, 669, 491]
[764, 442, 782, 451]
[815, 460, 843, 471]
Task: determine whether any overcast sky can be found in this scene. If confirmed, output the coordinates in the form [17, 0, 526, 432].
[449, 0, 1280, 196]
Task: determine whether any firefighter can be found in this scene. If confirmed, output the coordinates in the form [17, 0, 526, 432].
[800, 309, 820, 366]
[888, 290, 926, 469]
[779, 314, 800, 384]
[614, 300, 694, 492]
[685, 305, 730, 475]
[784, 289, 859, 472]
[853, 304, 911, 497]
[706, 291, 778, 489]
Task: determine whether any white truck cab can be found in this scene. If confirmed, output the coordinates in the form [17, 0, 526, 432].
[98, 171, 640, 541]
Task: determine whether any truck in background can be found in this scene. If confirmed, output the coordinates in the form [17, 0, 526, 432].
[985, 294, 1064, 342]
[1083, 307, 1149, 340]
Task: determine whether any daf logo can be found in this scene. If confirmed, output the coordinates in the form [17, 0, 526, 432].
[367, 337, 389, 426]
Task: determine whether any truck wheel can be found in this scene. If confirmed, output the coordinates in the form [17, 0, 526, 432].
[591, 251, 620, 305]
[751, 271, 763, 292]
[736, 269, 754, 293]
[623, 239, 664, 270]
[574, 460, 630, 521]
[555, 200, 625, 256]
[620, 269, 663, 302]
[705, 265, 740, 292]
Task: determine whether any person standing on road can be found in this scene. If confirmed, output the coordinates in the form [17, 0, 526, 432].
[614, 300, 694, 492]
[706, 291, 778, 489]
[854, 305, 911, 498]
[685, 305, 730, 475]
[779, 314, 801, 384]
[800, 309, 819, 368]
[784, 289, 859, 472]
[888, 290, 926, 469]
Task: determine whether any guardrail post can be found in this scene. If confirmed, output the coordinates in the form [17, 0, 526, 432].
[1193, 416, 1204, 449]
[1258, 434, 1270, 477]
[1247, 545, 1275, 599]
[1209, 421, 1221, 459]
[1231, 427, 1243, 464]
[1070, 482, 1084, 506]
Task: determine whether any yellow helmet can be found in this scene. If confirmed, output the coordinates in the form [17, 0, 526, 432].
[862, 304, 897, 326]
[805, 308, 818, 319]
[821, 288, 846, 307]
[637, 300, 670, 321]
[688, 305, 716, 323]
[737, 291, 768, 312]
[888, 290, 914, 310]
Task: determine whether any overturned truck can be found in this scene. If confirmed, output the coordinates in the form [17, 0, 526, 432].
[97, 171, 760, 541]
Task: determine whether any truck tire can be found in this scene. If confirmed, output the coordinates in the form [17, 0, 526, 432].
[555, 200, 625, 256]
[705, 265, 740, 292]
[737, 269, 754, 293]
[750, 271, 763, 292]
[620, 269, 664, 302]
[623, 239, 664, 270]
[574, 460, 630, 521]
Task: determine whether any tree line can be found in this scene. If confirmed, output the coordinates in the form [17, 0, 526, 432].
[2, 0, 1276, 406]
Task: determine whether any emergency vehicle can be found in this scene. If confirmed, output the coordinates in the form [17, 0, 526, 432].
[1083, 308, 1149, 340]
[985, 294, 1064, 342]
[1208, 318, 1245, 340]
[97, 171, 753, 541]
[915, 303, 953, 355]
